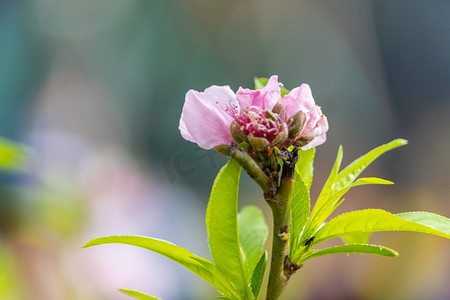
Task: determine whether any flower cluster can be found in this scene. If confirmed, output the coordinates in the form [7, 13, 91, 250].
[179, 76, 328, 154]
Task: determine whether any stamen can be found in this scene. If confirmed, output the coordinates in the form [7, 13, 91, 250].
[227, 103, 288, 144]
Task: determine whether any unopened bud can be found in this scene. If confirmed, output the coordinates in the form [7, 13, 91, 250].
[230, 121, 247, 143]
[294, 134, 315, 147]
[248, 134, 270, 152]
[265, 110, 277, 121]
[272, 103, 286, 120]
[270, 127, 288, 147]
[287, 111, 307, 138]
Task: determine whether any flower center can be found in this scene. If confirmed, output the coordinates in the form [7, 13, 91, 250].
[228, 105, 286, 143]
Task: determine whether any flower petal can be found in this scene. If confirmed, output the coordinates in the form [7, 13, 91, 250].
[179, 116, 194, 141]
[301, 106, 328, 136]
[236, 75, 281, 110]
[179, 89, 235, 149]
[300, 114, 328, 149]
[279, 83, 328, 144]
[204, 85, 237, 106]
[279, 84, 315, 118]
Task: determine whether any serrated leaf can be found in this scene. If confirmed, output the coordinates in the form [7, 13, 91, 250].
[329, 177, 392, 209]
[253, 77, 290, 97]
[303, 146, 343, 238]
[289, 174, 310, 256]
[238, 206, 268, 275]
[397, 211, 450, 233]
[250, 252, 267, 298]
[206, 159, 251, 298]
[313, 146, 343, 212]
[301, 244, 398, 262]
[83, 236, 238, 299]
[314, 177, 394, 226]
[0, 137, 28, 171]
[119, 288, 161, 300]
[295, 148, 315, 190]
[312, 209, 450, 246]
[331, 139, 407, 194]
[341, 232, 372, 244]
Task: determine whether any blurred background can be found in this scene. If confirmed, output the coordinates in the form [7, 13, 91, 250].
[0, 0, 449, 299]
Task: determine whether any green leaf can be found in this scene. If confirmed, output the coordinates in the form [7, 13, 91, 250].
[0, 137, 28, 171]
[312, 209, 450, 246]
[341, 232, 372, 244]
[301, 244, 398, 263]
[313, 146, 343, 212]
[289, 174, 310, 256]
[295, 148, 315, 190]
[353, 177, 394, 186]
[119, 288, 161, 300]
[250, 252, 267, 298]
[331, 139, 407, 194]
[316, 177, 394, 223]
[328, 177, 392, 209]
[206, 159, 251, 298]
[253, 77, 290, 97]
[397, 211, 450, 234]
[303, 146, 343, 238]
[281, 88, 290, 97]
[254, 77, 267, 90]
[83, 236, 238, 299]
[238, 205, 268, 275]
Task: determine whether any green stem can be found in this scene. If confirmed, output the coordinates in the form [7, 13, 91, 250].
[265, 148, 298, 300]
[232, 145, 300, 299]
[266, 177, 293, 299]
[230, 147, 272, 193]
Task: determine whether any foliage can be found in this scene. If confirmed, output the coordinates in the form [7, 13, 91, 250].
[83, 78, 450, 299]
[84, 159, 268, 300]
[84, 139, 450, 299]
[119, 289, 162, 300]
[0, 137, 28, 171]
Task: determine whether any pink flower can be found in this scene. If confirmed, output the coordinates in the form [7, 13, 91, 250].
[278, 83, 328, 150]
[179, 75, 328, 151]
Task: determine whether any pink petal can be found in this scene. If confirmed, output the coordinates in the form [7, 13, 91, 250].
[279, 83, 328, 147]
[300, 114, 329, 150]
[302, 107, 328, 136]
[279, 84, 315, 118]
[179, 116, 194, 141]
[264, 75, 281, 91]
[204, 85, 237, 107]
[236, 75, 281, 110]
[179, 87, 236, 149]
[311, 113, 329, 136]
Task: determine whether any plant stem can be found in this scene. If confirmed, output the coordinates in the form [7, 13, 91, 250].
[265, 148, 298, 300]
[230, 146, 272, 193]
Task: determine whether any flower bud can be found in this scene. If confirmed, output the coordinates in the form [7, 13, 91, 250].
[230, 121, 247, 143]
[270, 127, 288, 147]
[248, 133, 270, 152]
[287, 111, 307, 138]
[272, 103, 286, 120]
[293, 134, 315, 148]
[265, 110, 278, 121]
